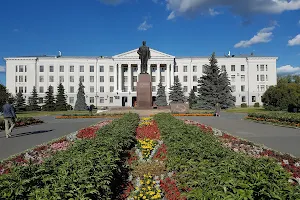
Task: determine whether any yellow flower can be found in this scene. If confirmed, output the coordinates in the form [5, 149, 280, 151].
[139, 193, 143, 197]
[142, 196, 146, 199]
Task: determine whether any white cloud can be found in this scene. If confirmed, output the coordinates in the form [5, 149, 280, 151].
[209, 8, 221, 16]
[234, 26, 275, 48]
[167, 11, 176, 20]
[138, 20, 152, 31]
[288, 34, 300, 46]
[165, 0, 300, 19]
[0, 66, 5, 72]
[277, 65, 300, 74]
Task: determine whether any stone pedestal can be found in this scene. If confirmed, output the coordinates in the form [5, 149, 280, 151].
[170, 103, 189, 113]
[137, 74, 152, 109]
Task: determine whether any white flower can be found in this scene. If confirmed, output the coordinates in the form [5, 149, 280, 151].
[283, 159, 289, 165]
[295, 162, 300, 167]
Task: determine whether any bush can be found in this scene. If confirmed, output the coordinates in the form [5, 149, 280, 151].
[241, 103, 247, 107]
[248, 112, 300, 125]
[254, 102, 260, 107]
[0, 117, 43, 130]
[154, 113, 300, 199]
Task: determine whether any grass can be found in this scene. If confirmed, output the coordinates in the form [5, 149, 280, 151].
[225, 107, 271, 113]
[12, 110, 92, 118]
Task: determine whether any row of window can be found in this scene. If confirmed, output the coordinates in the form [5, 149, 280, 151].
[15, 65, 27, 73]
[257, 74, 268, 82]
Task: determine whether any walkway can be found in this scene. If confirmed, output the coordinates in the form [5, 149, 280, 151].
[0, 116, 107, 160]
[178, 112, 300, 157]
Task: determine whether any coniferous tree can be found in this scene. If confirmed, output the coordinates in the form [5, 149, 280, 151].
[218, 70, 235, 108]
[188, 89, 197, 108]
[28, 86, 40, 111]
[169, 77, 185, 103]
[55, 83, 68, 111]
[43, 85, 55, 111]
[74, 80, 87, 111]
[156, 79, 168, 106]
[0, 84, 13, 111]
[15, 91, 26, 112]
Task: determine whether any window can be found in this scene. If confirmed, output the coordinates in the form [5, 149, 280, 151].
[25, 87, 27, 93]
[174, 66, 178, 72]
[80, 65, 84, 72]
[100, 66, 104, 72]
[15, 65, 18, 72]
[183, 76, 188, 82]
[90, 65, 94, 72]
[231, 65, 235, 71]
[231, 75, 235, 82]
[193, 66, 197, 72]
[123, 86, 128, 92]
[59, 76, 64, 83]
[260, 65, 264, 71]
[110, 97, 114, 103]
[49, 76, 54, 82]
[15, 76, 18, 82]
[260, 75, 265, 81]
[241, 75, 245, 82]
[202, 65, 206, 73]
[39, 86, 44, 93]
[40, 65, 44, 72]
[90, 97, 94, 104]
[70, 65, 74, 72]
[100, 86, 104, 93]
[161, 67, 166, 72]
[25, 66, 27, 72]
[25, 76, 27, 82]
[183, 86, 188, 92]
[231, 85, 236, 92]
[15, 87, 17, 93]
[252, 96, 256, 102]
[38, 97, 44, 104]
[183, 66, 188, 72]
[100, 97, 104, 103]
[241, 85, 245, 92]
[151, 76, 156, 82]
[123, 67, 128, 72]
[266, 65, 268, 71]
[193, 76, 197, 82]
[133, 76, 137, 82]
[19, 76, 23, 82]
[266, 75, 268, 81]
[79, 76, 84, 82]
[69, 97, 74, 104]
[242, 96, 246, 102]
[110, 76, 114, 82]
[90, 86, 94, 93]
[241, 65, 245, 71]
[19, 87, 24, 93]
[19, 65, 24, 72]
[266, 85, 269, 89]
[70, 86, 75, 93]
[174, 76, 179, 82]
[257, 85, 259, 91]
[70, 76, 74, 82]
[60, 65, 64, 72]
[257, 65, 259, 71]
[133, 67, 138, 72]
[49, 66, 54, 72]
[100, 76, 104, 82]
[133, 86, 136, 91]
[110, 86, 114, 92]
[90, 76, 94, 82]
[260, 85, 265, 92]
[221, 65, 226, 71]
[124, 76, 128, 83]
[152, 86, 156, 92]
[193, 86, 197, 92]
[109, 66, 114, 72]
[161, 76, 165, 82]
[257, 75, 259, 81]
[151, 67, 156, 72]
[39, 76, 44, 82]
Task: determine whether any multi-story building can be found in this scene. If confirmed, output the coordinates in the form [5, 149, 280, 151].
[4, 48, 277, 108]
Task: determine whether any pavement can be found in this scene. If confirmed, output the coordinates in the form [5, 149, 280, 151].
[0, 116, 108, 160]
[177, 112, 300, 157]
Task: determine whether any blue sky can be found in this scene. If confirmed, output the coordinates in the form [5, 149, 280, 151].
[0, 0, 300, 84]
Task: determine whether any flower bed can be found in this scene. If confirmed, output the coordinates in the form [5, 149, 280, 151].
[0, 117, 43, 130]
[155, 113, 300, 199]
[246, 112, 300, 128]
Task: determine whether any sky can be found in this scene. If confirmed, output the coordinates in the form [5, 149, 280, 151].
[0, 0, 300, 85]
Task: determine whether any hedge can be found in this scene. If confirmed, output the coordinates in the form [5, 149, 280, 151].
[247, 112, 300, 126]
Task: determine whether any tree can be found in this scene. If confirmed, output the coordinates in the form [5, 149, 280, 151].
[43, 85, 56, 111]
[28, 86, 40, 111]
[55, 83, 68, 111]
[15, 91, 26, 112]
[188, 89, 197, 108]
[74, 80, 87, 111]
[196, 52, 235, 109]
[156, 79, 167, 106]
[169, 77, 185, 103]
[0, 84, 13, 111]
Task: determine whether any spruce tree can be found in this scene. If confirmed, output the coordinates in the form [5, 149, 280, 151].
[74, 80, 87, 111]
[188, 89, 197, 108]
[55, 83, 68, 111]
[218, 70, 235, 108]
[169, 77, 185, 104]
[0, 84, 13, 111]
[15, 91, 26, 112]
[43, 85, 55, 111]
[28, 86, 40, 111]
[156, 79, 167, 106]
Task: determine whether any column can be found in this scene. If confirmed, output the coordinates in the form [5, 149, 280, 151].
[128, 64, 132, 92]
[118, 64, 122, 92]
[170, 63, 174, 86]
[157, 64, 161, 83]
[114, 64, 118, 93]
[166, 63, 170, 92]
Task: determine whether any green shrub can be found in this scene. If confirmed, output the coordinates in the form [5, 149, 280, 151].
[0, 113, 139, 199]
[254, 102, 260, 107]
[241, 103, 247, 107]
[154, 113, 300, 199]
[248, 112, 300, 124]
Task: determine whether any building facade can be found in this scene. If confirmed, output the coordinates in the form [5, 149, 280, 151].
[4, 48, 278, 108]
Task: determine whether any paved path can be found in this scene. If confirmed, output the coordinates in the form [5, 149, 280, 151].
[178, 112, 300, 157]
[0, 116, 108, 160]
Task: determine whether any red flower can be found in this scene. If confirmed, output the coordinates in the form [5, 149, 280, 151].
[136, 122, 161, 140]
[160, 177, 187, 200]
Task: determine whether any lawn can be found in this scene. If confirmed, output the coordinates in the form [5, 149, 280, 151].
[12, 110, 92, 118]
[225, 107, 270, 113]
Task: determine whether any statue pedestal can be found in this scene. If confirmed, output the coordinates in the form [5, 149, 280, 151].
[137, 74, 152, 109]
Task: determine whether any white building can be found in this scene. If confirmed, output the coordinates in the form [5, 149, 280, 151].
[4, 48, 277, 108]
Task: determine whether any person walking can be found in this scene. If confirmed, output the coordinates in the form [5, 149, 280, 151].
[215, 103, 221, 117]
[2, 100, 16, 138]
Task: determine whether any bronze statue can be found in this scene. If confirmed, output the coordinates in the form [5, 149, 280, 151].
[137, 41, 151, 74]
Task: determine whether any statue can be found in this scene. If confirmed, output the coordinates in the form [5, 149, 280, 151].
[137, 41, 151, 74]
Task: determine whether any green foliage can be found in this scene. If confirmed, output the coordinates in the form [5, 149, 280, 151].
[188, 89, 197, 108]
[278, 75, 300, 84]
[254, 102, 260, 107]
[156, 80, 167, 106]
[154, 113, 300, 199]
[55, 83, 68, 111]
[0, 84, 13, 112]
[241, 103, 248, 108]
[74, 80, 87, 111]
[248, 112, 300, 124]
[42, 86, 56, 111]
[262, 82, 300, 111]
[15, 91, 26, 112]
[0, 113, 139, 199]
[28, 86, 40, 111]
[169, 77, 185, 104]
[196, 52, 235, 109]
